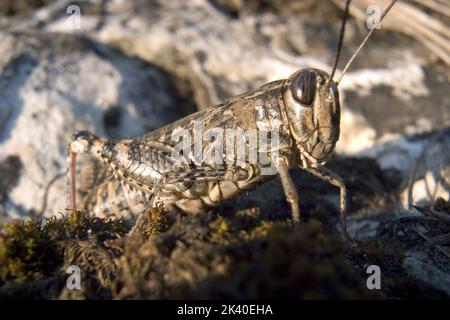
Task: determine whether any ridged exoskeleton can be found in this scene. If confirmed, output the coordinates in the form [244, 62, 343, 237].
[69, 0, 398, 242]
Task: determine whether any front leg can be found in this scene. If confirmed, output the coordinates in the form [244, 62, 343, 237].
[305, 166, 353, 243]
[276, 157, 300, 223]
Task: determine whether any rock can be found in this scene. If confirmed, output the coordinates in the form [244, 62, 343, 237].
[404, 251, 450, 296]
[0, 31, 191, 217]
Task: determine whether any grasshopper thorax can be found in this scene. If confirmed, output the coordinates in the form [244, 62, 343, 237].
[282, 68, 340, 167]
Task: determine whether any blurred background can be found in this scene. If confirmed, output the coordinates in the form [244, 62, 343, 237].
[0, 0, 449, 299]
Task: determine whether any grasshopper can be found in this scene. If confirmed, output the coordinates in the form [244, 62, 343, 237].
[69, 0, 398, 242]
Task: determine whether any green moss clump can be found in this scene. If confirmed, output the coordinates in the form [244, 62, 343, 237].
[142, 203, 175, 237]
[0, 211, 129, 298]
[0, 219, 58, 284]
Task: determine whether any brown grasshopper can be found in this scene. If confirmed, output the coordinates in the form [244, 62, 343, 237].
[69, 0, 398, 242]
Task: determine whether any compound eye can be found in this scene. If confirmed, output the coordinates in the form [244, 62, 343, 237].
[72, 130, 93, 142]
[292, 71, 316, 106]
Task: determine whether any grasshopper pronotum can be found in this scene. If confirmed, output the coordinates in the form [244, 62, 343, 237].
[69, 0, 398, 242]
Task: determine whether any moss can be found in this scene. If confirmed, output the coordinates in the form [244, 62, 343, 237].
[211, 220, 366, 300]
[0, 202, 445, 299]
[0, 211, 129, 298]
[112, 212, 374, 299]
[0, 219, 59, 284]
[0, 161, 445, 299]
[142, 203, 175, 237]
[209, 217, 229, 236]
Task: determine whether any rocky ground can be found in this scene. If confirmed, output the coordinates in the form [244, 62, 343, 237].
[0, 0, 449, 299]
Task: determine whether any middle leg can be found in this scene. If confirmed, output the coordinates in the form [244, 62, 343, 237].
[276, 157, 300, 223]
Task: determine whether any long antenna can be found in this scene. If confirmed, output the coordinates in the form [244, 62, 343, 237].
[336, 0, 398, 85]
[327, 0, 352, 89]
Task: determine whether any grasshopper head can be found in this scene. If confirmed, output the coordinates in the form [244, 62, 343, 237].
[282, 68, 340, 167]
[70, 130, 98, 154]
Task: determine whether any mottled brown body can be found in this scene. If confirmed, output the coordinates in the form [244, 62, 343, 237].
[71, 65, 348, 239]
[69, 0, 399, 243]
[78, 79, 294, 218]
[142, 79, 295, 214]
